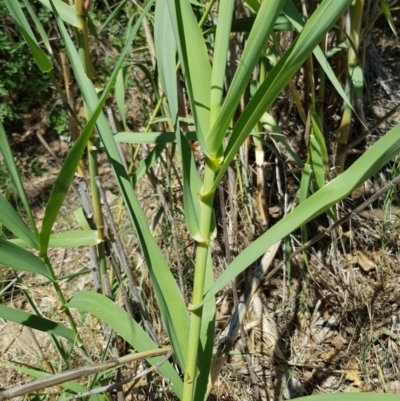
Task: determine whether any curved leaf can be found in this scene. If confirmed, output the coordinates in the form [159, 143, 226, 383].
[0, 305, 75, 343]
[155, 0, 203, 240]
[0, 194, 38, 249]
[54, 0, 189, 371]
[4, 0, 52, 72]
[0, 121, 36, 235]
[11, 230, 99, 249]
[0, 239, 52, 279]
[36, 0, 77, 26]
[114, 131, 197, 144]
[68, 291, 183, 399]
[282, 0, 354, 117]
[164, 0, 211, 155]
[205, 0, 286, 158]
[198, 122, 400, 308]
[212, 0, 352, 191]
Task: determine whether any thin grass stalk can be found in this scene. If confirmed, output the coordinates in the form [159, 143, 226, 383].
[335, 0, 364, 174]
[183, 168, 216, 401]
[182, 1, 234, 396]
[254, 54, 269, 228]
[43, 255, 87, 351]
[0, 347, 170, 401]
[59, 0, 82, 161]
[317, 34, 327, 125]
[75, 0, 108, 292]
[59, 49, 85, 175]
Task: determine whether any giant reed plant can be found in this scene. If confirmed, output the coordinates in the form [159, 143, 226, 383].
[1, 0, 400, 400]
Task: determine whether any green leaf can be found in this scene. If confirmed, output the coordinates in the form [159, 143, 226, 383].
[132, 143, 166, 187]
[3, 0, 52, 72]
[231, 16, 294, 33]
[299, 163, 312, 204]
[311, 113, 329, 182]
[379, 0, 399, 39]
[0, 239, 52, 279]
[0, 194, 38, 249]
[206, 0, 286, 159]
[282, 0, 355, 117]
[48, 230, 99, 248]
[36, 0, 76, 26]
[310, 136, 325, 190]
[114, 131, 197, 144]
[74, 208, 92, 230]
[11, 230, 99, 249]
[212, 0, 352, 192]
[55, 0, 190, 371]
[0, 305, 75, 343]
[164, 0, 212, 156]
[39, 0, 132, 257]
[198, 122, 400, 308]
[21, 0, 52, 55]
[349, 65, 364, 101]
[115, 67, 127, 131]
[244, 0, 260, 13]
[155, 0, 204, 241]
[193, 248, 215, 400]
[0, 90, 36, 236]
[68, 291, 183, 399]
[210, 0, 235, 125]
[39, 110, 104, 256]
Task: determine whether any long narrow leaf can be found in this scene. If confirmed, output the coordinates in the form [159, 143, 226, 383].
[210, 0, 235, 125]
[155, 0, 204, 241]
[4, 0, 52, 72]
[0, 194, 38, 249]
[198, 122, 400, 308]
[131, 143, 166, 187]
[54, 0, 189, 370]
[164, 0, 211, 155]
[21, 0, 52, 55]
[230, 16, 294, 33]
[282, 0, 354, 115]
[68, 291, 183, 399]
[11, 230, 99, 249]
[193, 248, 215, 400]
[39, 0, 144, 256]
[0, 305, 75, 343]
[36, 0, 77, 26]
[114, 131, 197, 144]
[211, 0, 352, 192]
[0, 239, 52, 279]
[39, 97, 106, 256]
[205, 0, 287, 159]
[0, 102, 36, 236]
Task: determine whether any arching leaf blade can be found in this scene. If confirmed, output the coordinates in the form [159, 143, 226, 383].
[0, 239, 52, 279]
[0, 305, 75, 343]
[0, 194, 38, 249]
[199, 123, 400, 308]
[212, 0, 352, 191]
[68, 291, 183, 399]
